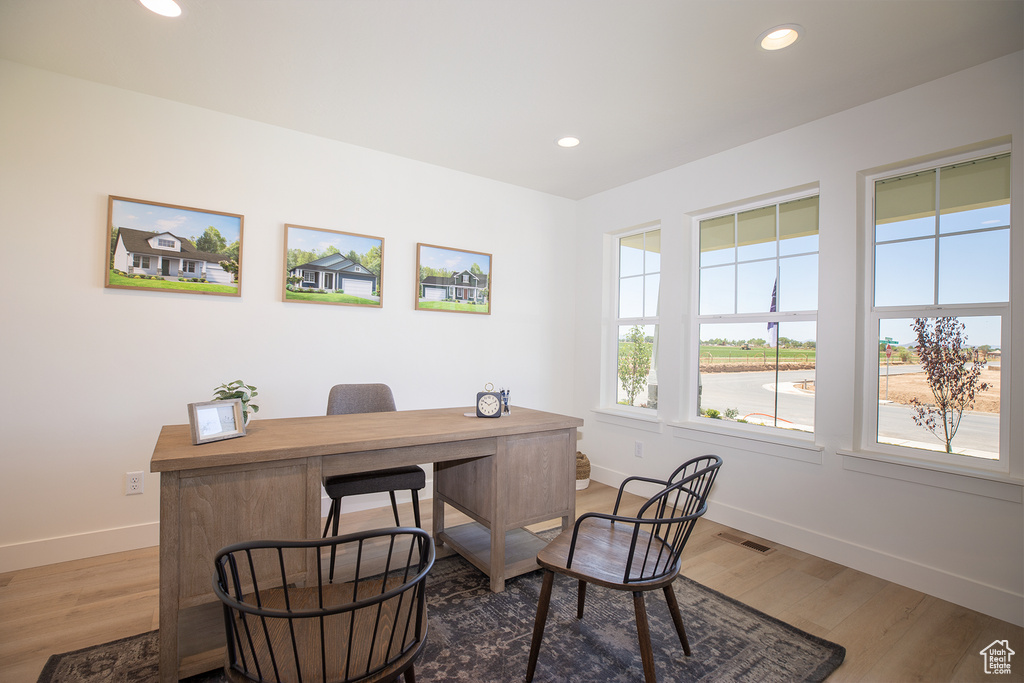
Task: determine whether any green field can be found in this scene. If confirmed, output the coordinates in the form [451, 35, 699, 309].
[285, 290, 378, 305]
[699, 345, 815, 362]
[417, 301, 488, 312]
[108, 271, 238, 294]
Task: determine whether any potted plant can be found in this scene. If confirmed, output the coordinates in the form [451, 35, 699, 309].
[213, 380, 259, 424]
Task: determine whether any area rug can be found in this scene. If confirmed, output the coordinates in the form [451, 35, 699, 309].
[38, 554, 845, 683]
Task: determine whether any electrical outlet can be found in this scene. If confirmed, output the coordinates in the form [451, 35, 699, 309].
[634, 440, 644, 458]
[126, 471, 144, 495]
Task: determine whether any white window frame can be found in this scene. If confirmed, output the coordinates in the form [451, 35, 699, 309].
[690, 188, 820, 436]
[605, 221, 661, 417]
[857, 143, 1014, 479]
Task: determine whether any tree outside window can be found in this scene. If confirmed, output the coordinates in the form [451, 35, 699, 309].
[872, 151, 1008, 461]
[615, 228, 659, 409]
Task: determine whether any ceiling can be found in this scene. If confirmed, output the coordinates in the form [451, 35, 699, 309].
[1, 1, 1021, 200]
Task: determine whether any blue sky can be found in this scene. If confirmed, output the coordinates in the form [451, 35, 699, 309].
[111, 198, 241, 244]
[419, 245, 490, 275]
[287, 225, 380, 256]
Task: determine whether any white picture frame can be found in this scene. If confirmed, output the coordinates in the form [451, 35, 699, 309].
[187, 399, 247, 445]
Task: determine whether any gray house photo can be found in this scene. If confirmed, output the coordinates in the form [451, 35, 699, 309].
[289, 253, 378, 299]
[420, 269, 488, 304]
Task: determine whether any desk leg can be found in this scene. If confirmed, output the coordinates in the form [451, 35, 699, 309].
[432, 480, 445, 545]
[158, 471, 180, 683]
[563, 426, 578, 532]
[489, 436, 508, 593]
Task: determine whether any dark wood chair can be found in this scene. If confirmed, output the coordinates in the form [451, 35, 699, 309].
[214, 527, 435, 683]
[526, 455, 722, 683]
[322, 384, 426, 581]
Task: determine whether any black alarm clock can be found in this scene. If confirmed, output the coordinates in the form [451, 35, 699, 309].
[476, 383, 502, 418]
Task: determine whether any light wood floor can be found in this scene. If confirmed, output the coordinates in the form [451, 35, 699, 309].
[1, 482, 1020, 682]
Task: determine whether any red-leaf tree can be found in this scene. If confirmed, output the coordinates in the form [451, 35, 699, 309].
[909, 317, 989, 454]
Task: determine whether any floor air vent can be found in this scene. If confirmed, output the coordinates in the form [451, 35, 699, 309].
[716, 532, 775, 554]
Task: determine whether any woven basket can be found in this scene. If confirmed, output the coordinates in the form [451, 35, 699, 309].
[575, 451, 590, 490]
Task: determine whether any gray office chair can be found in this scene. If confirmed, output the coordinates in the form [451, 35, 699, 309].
[322, 384, 426, 579]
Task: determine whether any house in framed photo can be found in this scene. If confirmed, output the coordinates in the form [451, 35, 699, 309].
[288, 253, 378, 299]
[111, 228, 235, 285]
[420, 269, 488, 304]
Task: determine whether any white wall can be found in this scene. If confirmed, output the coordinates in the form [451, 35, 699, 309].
[0, 60, 577, 570]
[2, 51, 1021, 627]
[573, 52, 1023, 625]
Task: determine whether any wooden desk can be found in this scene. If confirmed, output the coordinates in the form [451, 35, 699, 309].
[150, 406, 582, 682]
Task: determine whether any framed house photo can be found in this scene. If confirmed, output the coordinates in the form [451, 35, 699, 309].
[106, 196, 243, 297]
[415, 243, 491, 315]
[187, 399, 246, 445]
[284, 225, 384, 307]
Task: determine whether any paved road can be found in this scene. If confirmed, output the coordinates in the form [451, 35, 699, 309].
[700, 368, 998, 455]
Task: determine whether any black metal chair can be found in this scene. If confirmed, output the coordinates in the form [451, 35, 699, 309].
[526, 455, 723, 683]
[322, 384, 426, 580]
[213, 527, 435, 683]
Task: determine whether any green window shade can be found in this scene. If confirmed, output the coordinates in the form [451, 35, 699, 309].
[620, 233, 644, 277]
[737, 205, 775, 247]
[644, 229, 661, 274]
[700, 215, 734, 252]
[645, 229, 661, 254]
[737, 205, 775, 261]
[779, 195, 818, 239]
[940, 154, 1011, 215]
[876, 170, 936, 224]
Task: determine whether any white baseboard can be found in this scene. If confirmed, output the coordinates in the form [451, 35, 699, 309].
[0, 522, 160, 573]
[590, 464, 1023, 627]
[0, 488, 435, 574]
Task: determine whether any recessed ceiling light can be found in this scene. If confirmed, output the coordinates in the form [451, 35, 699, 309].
[138, 0, 182, 18]
[557, 137, 580, 148]
[758, 24, 802, 51]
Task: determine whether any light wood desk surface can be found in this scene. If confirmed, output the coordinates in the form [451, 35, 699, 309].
[151, 406, 582, 681]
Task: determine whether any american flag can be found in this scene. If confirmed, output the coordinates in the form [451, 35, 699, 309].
[767, 279, 778, 347]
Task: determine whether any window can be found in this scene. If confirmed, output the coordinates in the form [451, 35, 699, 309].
[303, 271, 317, 285]
[870, 151, 1009, 464]
[158, 238, 175, 248]
[696, 194, 818, 432]
[133, 255, 151, 269]
[615, 227, 660, 410]
[182, 261, 196, 273]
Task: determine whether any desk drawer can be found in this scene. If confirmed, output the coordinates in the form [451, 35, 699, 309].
[321, 437, 496, 476]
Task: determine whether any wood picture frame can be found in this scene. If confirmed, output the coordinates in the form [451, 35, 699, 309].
[415, 243, 492, 314]
[283, 224, 384, 307]
[187, 399, 247, 445]
[106, 196, 243, 296]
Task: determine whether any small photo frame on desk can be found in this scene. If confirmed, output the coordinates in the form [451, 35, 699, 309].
[187, 399, 246, 445]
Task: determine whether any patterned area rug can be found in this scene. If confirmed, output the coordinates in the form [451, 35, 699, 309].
[38, 554, 845, 683]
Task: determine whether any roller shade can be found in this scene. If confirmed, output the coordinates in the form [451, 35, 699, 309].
[737, 205, 775, 248]
[699, 215, 734, 253]
[780, 195, 818, 239]
[876, 171, 936, 225]
[940, 154, 1010, 215]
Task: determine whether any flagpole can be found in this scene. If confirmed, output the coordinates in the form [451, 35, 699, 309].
[768, 278, 779, 427]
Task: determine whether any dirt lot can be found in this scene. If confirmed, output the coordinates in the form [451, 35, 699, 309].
[880, 366, 1000, 413]
[699, 361, 1000, 413]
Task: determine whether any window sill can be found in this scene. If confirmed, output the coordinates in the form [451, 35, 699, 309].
[668, 420, 822, 464]
[591, 407, 663, 433]
[839, 449, 1022, 503]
